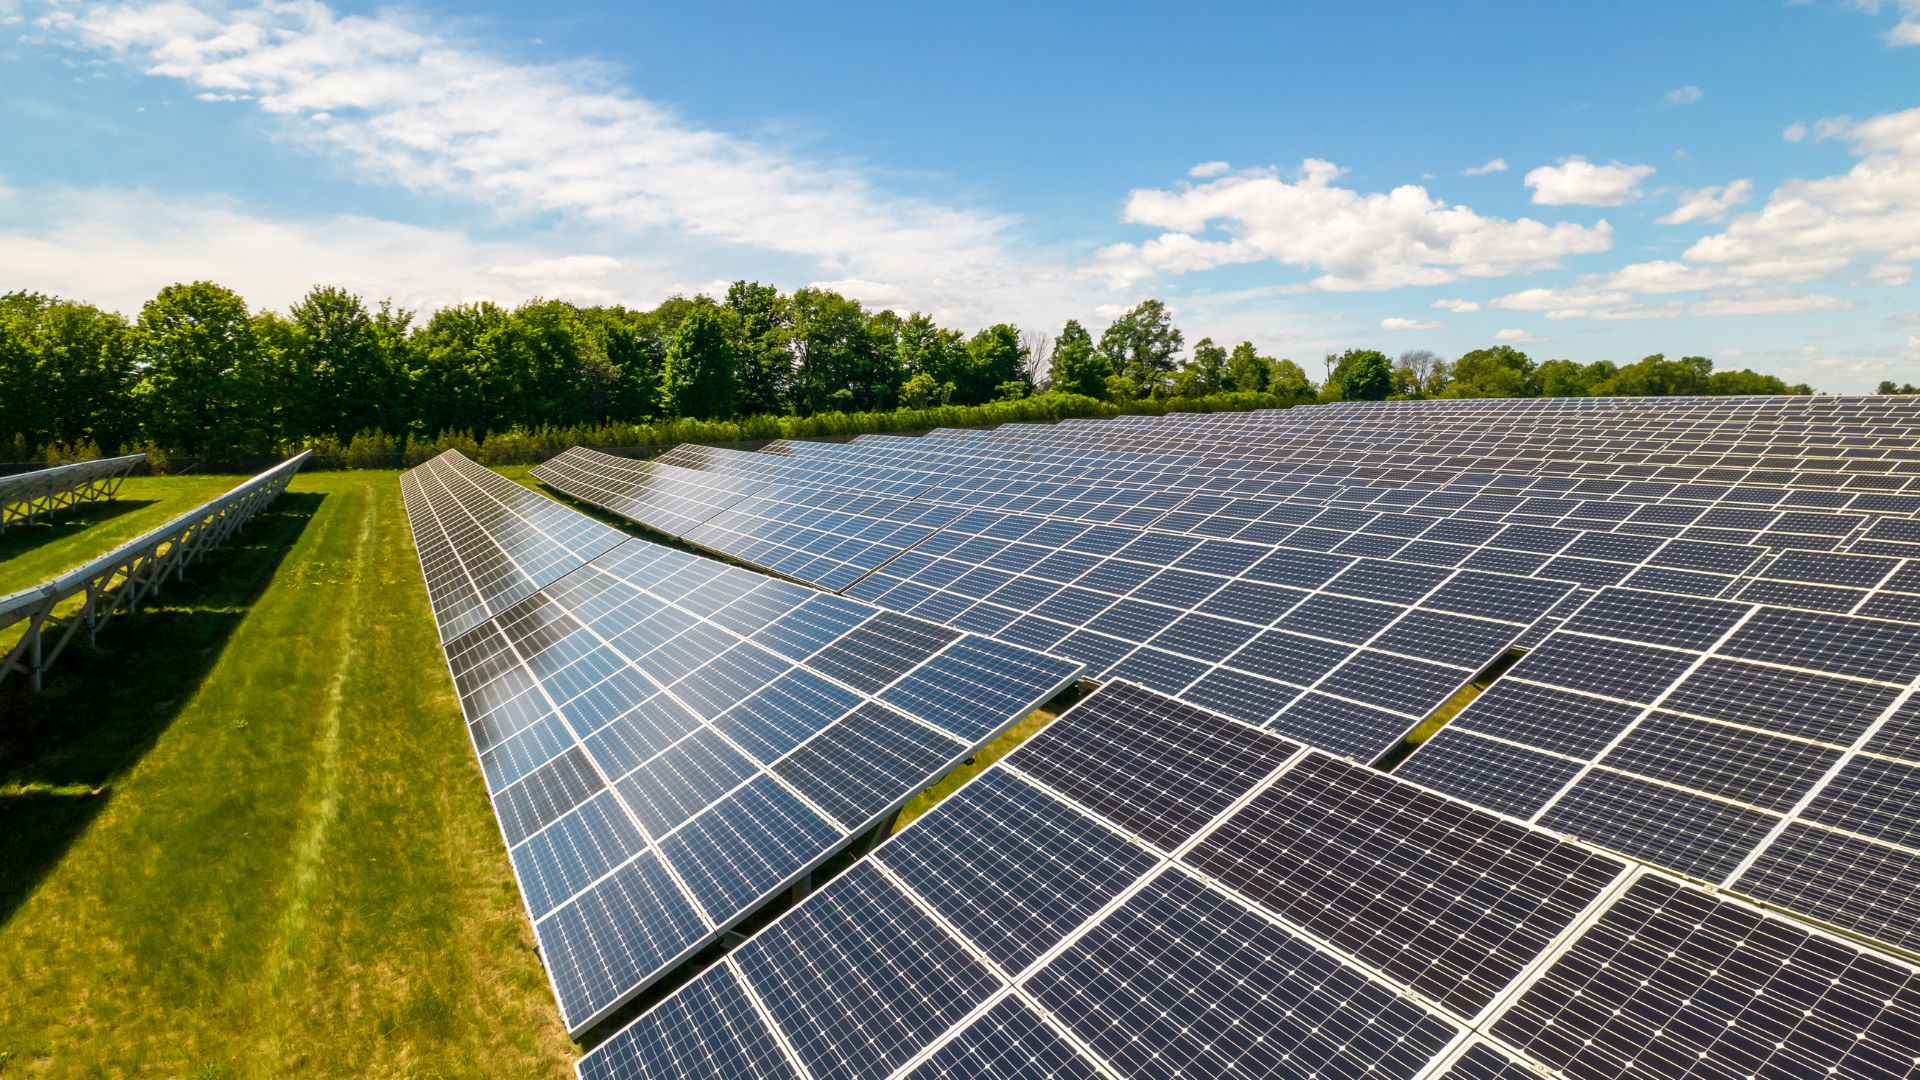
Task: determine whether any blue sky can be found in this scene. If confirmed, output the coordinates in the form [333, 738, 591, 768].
[3, 0, 1917, 391]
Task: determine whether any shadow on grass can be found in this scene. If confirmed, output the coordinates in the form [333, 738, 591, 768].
[0, 499, 160, 563]
[0, 491, 323, 925]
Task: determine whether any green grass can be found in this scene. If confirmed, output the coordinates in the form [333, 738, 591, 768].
[0, 475, 241, 596]
[0, 471, 575, 1078]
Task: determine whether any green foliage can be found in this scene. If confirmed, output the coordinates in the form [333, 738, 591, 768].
[1330, 349, 1393, 402]
[1097, 299, 1183, 397]
[1046, 319, 1111, 398]
[1225, 341, 1270, 394]
[1879, 381, 1920, 395]
[133, 281, 271, 453]
[1444, 345, 1539, 397]
[1175, 337, 1230, 397]
[1266, 358, 1318, 406]
[658, 302, 738, 420]
[0, 278, 1835, 462]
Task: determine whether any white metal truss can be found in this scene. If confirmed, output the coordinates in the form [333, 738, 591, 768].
[0, 451, 311, 691]
[0, 454, 145, 534]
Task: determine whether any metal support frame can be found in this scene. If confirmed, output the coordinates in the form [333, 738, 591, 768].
[0, 454, 145, 534]
[0, 452, 311, 691]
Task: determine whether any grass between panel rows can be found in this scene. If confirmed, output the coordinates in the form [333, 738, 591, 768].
[0, 471, 575, 1078]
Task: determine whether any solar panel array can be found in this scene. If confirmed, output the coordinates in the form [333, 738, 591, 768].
[579, 681, 1920, 1080]
[0, 452, 144, 533]
[540, 446, 1576, 762]
[401, 451, 1083, 1035]
[411, 397, 1920, 1076]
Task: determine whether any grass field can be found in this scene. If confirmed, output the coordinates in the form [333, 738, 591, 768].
[0, 471, 576, 1078]
[0, 467, 1056, 1078]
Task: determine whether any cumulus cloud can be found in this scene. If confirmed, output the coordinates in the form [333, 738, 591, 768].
[1493, 328, 1544, 343]
[28, 0, 1103, 327]
[1784, 122, 1809, 143]
[1462, 158, 1508, 176]
[1490, 106, 1920, 323]
[1432, 298, 1480, 313]
[1683, 108, 1920, 283]
[1658, 180, 1753, 225]
[1665, 85, 1704, 105]
[1381, 316, 1442, 330]
[1089, 158, 1614, 290]
[1524, 157, 1656, 206]
[1189, 161, 1231, 178]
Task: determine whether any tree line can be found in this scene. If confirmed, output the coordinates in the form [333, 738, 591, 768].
[0, 281, 1815, 463]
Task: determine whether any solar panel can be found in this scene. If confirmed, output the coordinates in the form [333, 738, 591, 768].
[403, 463, 1082, 1035]
[1396, 583, 1920, 954]
[579, 680, 1920, 1080]
[0, 452, 144, 533]
[403, 450, 629, 641]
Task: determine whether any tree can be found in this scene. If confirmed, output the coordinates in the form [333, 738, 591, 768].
[897, 312, 965, 402]
[900, 372, 946, 409]
[1593, 353, 1711, 397]
[788, 288, 896, 414]
[1097, 300, 1183, 397]
[286, 286, 401, 441]
[410, 301, 509, 435]
[723, 281, 792, 415]
[1397, 349, 1440, 385]
[1175, 337, 1230, 397]
[0, 294, 136, 454]
[1267, 358, 1317, 405]
[1018, 327, 1052, 386]
[962, 323, 1029, 404]
[659, 302, 737, 420]
[1336, 349, 1393, 402]
[1046, 320, 1111, 398]
[1879, 381, 1920, 395]
[1226, 341, 1270, 394]
[133, 281, 268, 453]
[1444, 346, 1539, 397]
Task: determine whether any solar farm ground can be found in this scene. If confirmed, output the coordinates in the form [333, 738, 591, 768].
[0, 467, 1056, 1077]
[0, 471, 579, 1077]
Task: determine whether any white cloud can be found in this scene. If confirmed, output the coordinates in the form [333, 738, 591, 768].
[0, 185, 688, 314]
[1380, 316, 1442, 330]
[1834, 1, 1920, 45]
[1432, 298, 1480, 313]
[1493, 328, 1544, 343]
[1665, 85, 1704, 105]
[1657, 179, 1753, 225]
[1189, 161, 1230, 178]
[1090, 158, 1614, 290]
[1524, 157, 1656, 206]
[1462, 158, 1508, 176]
[30, 0, 1102, 328]
[1784, 122, 1808, 143]
[1683, 108, 1920, 284]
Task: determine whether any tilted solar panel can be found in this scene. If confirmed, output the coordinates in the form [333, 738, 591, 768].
[402, 450, 629, 641]
[403, 464, 1084, 1037]
[1396, 584, 1920, 955]
[578, 681, 1920, 1080]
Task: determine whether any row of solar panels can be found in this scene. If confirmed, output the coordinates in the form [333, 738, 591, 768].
[0, 452, 144, 533]
[531, 430, 1920, 965]
[400, 452, 1082, 1034]
[971, 398, 1920, 501]
[2, 452, 309, 689]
